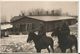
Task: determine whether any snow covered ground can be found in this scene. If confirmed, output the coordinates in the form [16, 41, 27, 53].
[0, 24, 78, 53]
[0, 34, 59, 53]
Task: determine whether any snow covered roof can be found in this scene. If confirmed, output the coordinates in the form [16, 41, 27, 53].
[11, 16, 24, 22]
[28, 16, 76, 21]
[1, 24, 13, 30]
[11, 16, 76, 22]
[69, 23, 78, 27]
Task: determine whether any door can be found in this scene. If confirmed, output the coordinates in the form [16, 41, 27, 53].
[26, 23, 32, 32]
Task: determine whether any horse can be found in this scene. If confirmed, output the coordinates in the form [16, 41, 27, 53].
[27, 32, 54, 53]
[51, 28, 78, 53]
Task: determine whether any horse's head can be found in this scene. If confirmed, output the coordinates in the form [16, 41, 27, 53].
[51, 32, 55, 37]
[27, 32, 36, 43]
[51, 27, 61, 37]
[51, 31, 58, 37]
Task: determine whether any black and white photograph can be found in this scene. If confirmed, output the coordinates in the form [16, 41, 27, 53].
[0, 1, 78, 54]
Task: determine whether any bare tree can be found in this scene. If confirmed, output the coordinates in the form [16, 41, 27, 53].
[54, 9, 62, 16]
[28, 8, 63, 16]
[20, 10, 26, 16]
[51, 10, 54, 16]
[28, 8, 46, 16]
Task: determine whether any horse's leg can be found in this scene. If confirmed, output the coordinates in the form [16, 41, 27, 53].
[75, 41, 78, 53]
[50, 41, 54, 52]
[61, 48, 66, 53]
[70, 47, 73, 53]
[47, 47, 50, 53]
[50, 45, 54, 53]
[36, 49, 41, 53]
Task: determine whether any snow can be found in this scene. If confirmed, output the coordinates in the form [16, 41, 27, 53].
[0, 34, 77, 53]
[1, 24, 13, 30]
[0, 35, 59, 53]
[28, 16, 76, 21]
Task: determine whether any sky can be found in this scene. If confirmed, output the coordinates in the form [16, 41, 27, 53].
[1, 1, 78, 22]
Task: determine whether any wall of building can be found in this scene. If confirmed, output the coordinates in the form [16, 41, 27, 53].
[11, 17, 77, 34]
[45, 19, 77, 32]
[11, 17, 44, 34]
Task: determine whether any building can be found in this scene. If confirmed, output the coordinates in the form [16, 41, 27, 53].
[1, 22, 13, 38]
[10, 15, 77, 35]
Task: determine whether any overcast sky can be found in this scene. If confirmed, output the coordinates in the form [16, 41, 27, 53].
[1, 1, 78, 22]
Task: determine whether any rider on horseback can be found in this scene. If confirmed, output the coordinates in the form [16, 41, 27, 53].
[38, 22, 46, 38]
[61, 21, 70, 37]
[60, 21, 70, 46]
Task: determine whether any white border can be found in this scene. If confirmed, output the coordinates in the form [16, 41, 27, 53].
[1, 0, 78, 1]
[78, 0, 80, 53]
[0, 0, 79, 53]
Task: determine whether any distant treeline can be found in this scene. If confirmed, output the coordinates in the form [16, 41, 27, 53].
[18, 8, 71, 16]
[27, 8, 69, 16]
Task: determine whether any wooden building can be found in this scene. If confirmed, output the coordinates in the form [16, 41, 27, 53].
[1, 22, 13, 38]
[10, 15, 77, 34]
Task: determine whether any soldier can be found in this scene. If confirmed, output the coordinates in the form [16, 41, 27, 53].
[38, 22, 46, 38]
[61, 22, 70, 36]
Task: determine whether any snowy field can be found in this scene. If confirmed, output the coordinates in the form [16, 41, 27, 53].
[0, 24, 78, 53]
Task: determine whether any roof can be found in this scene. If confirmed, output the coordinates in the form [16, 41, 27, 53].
[1, 22, 10, 25]
[11, 16, 76, 22]
[11, 16, 24, 22]
[28, 16, 76, 21]
[69, 23, 78, 27]
[1, 24, 13, 30]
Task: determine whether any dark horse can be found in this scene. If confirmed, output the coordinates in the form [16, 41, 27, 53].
[51, 28, 78, 53]
[27, 32, 54, 53]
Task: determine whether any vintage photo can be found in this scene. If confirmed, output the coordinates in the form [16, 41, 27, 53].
[0, 1, 78, 53]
